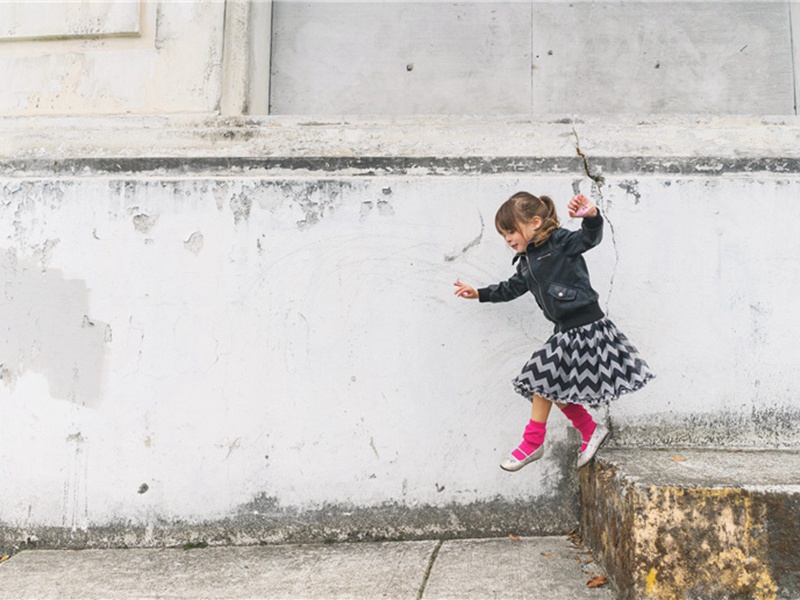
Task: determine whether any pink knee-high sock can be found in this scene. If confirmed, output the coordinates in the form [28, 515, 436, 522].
[561, 404, 596, 452]
[511, 420, 546, 460]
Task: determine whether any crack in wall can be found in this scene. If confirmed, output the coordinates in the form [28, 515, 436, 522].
[571, 126, 619, 313]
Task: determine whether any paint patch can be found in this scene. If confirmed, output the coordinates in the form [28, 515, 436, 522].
[0, 250, 108, 407]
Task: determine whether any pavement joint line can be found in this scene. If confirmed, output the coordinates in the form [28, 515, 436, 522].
[416, 538, 444, 600]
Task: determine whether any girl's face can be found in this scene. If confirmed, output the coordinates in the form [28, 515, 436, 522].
[502, 217, 541, 253]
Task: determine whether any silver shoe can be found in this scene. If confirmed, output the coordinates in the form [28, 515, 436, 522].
[577, 424, 609, 469]
[500, 445, 544, 472]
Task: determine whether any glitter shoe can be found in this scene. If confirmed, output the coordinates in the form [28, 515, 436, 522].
[577, 424, 609, 469]
[500, 444, 544, 472]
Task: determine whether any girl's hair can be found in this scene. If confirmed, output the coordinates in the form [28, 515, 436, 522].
[495, 191, 560, 246]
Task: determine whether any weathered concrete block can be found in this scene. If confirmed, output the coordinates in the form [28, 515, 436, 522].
[581, 448, 800, 600]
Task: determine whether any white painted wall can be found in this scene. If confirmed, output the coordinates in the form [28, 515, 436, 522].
[0, 174, 576, 534]
[1, 115, 799, 541]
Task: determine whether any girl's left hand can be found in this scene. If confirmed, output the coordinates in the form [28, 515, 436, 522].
[453, 281, 478, 300]
[568, 194, 598, 218]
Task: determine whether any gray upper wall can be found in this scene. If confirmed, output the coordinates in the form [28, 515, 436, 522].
[270, 1, 798, 116]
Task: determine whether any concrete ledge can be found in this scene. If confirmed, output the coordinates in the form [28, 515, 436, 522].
[581, 449, 800, 600]
[4, 155, 800, 179]
[2, 115, 800, 162]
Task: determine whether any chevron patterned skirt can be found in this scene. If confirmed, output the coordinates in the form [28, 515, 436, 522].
[512, 317, 654, 407]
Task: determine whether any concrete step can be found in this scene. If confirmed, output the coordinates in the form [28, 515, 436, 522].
[0, 536, 613, 599]
[581, 448, 800, 600]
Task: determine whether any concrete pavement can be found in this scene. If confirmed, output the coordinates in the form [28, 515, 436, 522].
[0, 536, 613, 599]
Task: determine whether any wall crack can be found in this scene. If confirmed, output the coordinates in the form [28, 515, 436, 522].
[571, 127, 618, 312]
[571, 126, 605, 188]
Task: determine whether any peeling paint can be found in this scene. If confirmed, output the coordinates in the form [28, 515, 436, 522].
[132, 213, 158, 234]
[229, 191, 252, 224]
[617, 180, 641, 204]
[183, 230, 204, 254]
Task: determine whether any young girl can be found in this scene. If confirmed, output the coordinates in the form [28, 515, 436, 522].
[454, 191, 654, 472]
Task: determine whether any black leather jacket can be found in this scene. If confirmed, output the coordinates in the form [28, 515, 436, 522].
[478, 213, 605, 332]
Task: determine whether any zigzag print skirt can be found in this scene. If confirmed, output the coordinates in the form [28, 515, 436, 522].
[512, 317, 654, 407]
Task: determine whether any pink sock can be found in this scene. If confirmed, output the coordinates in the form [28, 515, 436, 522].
[511, 420, 546, 460]
[561, 404, 596, 452]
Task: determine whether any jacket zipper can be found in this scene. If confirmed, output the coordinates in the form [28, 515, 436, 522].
[525, 254, 555, 322]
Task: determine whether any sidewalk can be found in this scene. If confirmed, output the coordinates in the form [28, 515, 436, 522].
[0, 536, 613, 599]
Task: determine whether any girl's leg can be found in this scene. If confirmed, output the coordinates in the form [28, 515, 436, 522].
[500, 394, 552, 472]
[531, 393, 554, 422]
[559, 403, 596, 451]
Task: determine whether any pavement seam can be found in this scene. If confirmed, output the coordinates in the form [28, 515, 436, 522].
[415, 539, 444, 600]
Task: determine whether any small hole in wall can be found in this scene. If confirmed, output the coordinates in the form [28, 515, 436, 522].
[138, 483, 149, 494]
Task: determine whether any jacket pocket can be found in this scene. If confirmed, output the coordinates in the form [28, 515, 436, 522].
[548, 283, 577, 301]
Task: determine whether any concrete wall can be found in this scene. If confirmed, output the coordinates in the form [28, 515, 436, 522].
[271, 1, 798, 115]
[1, 116, 799, 547]
[1, 1, 799, 117]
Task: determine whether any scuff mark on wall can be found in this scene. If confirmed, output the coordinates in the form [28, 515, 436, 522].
[370, 437, 380, 459]
[223, 438, 241, 461]
[444, 214, 484, 262]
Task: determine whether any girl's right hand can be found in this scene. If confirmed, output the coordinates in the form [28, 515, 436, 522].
[568, 193, 597, 218]
[454, 281, 478, 299]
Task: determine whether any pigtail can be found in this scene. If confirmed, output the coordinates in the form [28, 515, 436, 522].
[532, 195, 560, 246]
